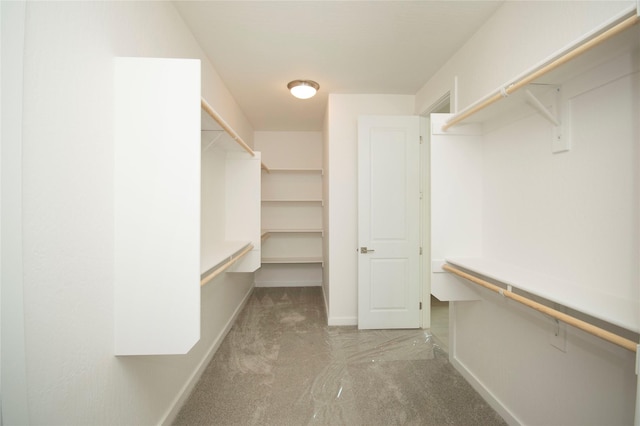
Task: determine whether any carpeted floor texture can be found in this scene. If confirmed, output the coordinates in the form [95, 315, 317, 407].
[174, 287, 507, 426]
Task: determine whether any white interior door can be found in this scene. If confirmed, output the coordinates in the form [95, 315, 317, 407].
[358, 115, 421, 329]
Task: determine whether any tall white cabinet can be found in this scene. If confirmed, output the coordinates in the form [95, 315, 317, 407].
[114, 58, 261, 356]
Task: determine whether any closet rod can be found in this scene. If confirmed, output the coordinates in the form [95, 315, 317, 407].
[200, 244, 254, 287]
[442, 264, 638, 352]
[201, 98, 255, 157]
[442, 13, 640, 131]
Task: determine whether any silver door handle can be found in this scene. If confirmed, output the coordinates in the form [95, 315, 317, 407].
[360, 247, 375, 254]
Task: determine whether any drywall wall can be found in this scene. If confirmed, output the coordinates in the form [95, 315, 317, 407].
[324, 94, 414, 325]
[3, 2, 254, 424]
[255, 131, 323, 169]
[417, 1, 638, 424]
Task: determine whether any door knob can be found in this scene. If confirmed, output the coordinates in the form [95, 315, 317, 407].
[360, 247, 375, 254]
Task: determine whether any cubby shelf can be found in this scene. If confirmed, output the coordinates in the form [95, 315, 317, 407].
[259, 157, 324, 268]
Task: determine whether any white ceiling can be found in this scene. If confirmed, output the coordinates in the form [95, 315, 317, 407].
[174, 1, 503, 131]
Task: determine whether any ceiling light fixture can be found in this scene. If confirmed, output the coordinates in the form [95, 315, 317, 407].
[287, 80, 319, 99]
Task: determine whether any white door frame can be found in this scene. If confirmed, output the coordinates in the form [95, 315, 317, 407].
[419, 90, 452, 329]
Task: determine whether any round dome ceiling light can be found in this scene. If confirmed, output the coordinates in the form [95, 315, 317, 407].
[287, 80, 320, 99]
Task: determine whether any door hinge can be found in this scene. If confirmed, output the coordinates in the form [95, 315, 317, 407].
[419, 302, 422, 310]
[419, 136, 423, 144]
[419, 247, 423, 255]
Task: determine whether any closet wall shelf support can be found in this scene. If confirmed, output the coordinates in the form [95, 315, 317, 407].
[442, 11, 640, 131]
[201, 130, 225, 153]
[442, 263, 638, 352]
[524, 86, 560, 127]
[201, 98, 254, 156]
[200, 243, 254, 287]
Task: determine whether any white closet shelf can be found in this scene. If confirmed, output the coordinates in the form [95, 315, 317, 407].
[201, 240, 252, 275]
[441, 11, 640, 132]
[262, 229, 324, 234]
[262, 168, 323, 174]
[261, 256, 324, 265]
[261, 229, 324, 242]
[445, 257, 640, 334]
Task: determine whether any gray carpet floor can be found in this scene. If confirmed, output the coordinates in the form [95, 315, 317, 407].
[174, 287, 507, 426]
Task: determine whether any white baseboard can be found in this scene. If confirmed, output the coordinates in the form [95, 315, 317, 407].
[449, 355, 521, 426]
[322, 286, 357, 326]
[322, 285, 330, 324]
[160, 286, 253, 426]
[327, 316, 358, 326]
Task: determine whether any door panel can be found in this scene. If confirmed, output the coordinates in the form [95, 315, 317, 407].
[358, 115, 421, 329]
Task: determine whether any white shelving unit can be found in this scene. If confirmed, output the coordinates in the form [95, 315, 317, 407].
[114, 57, 201, 356]
[200, 99, 261, 278]
[261, 167, 324, 266]
[430, 13, 640, 334]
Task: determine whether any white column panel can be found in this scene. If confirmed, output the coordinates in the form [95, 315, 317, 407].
[114, 57, 200, 355]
